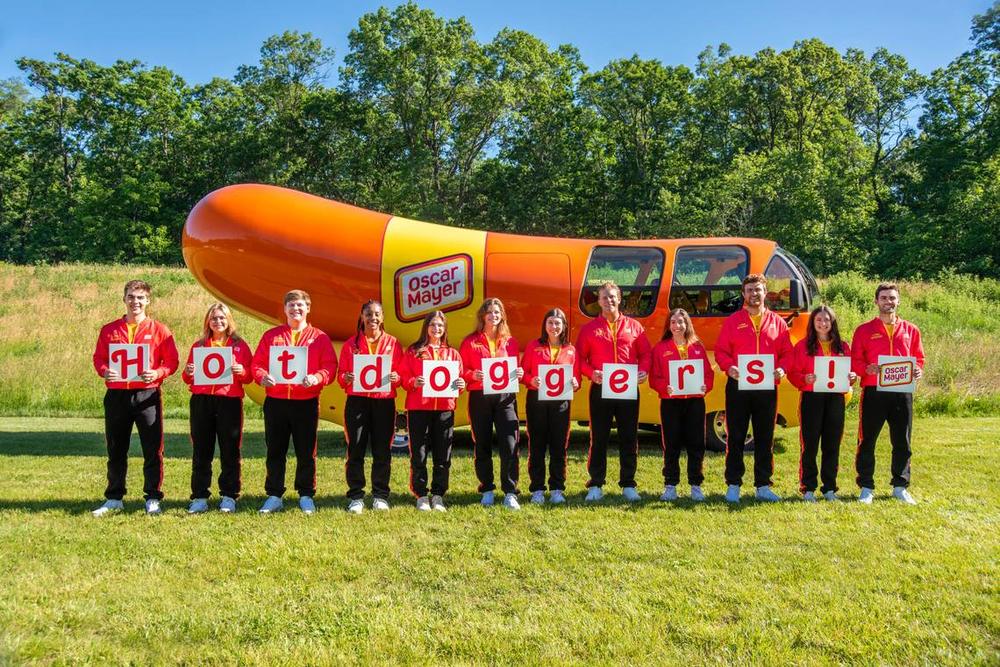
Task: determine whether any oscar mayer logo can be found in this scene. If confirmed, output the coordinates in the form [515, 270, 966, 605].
[879, 360, 914, 387]
[394, 254, 473, 322]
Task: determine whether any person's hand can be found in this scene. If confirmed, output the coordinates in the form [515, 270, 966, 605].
[140, 369, 158, 383]
[774, 368, 786, 382]
[637, 371, 648, 384]
[104, 368, 121, 381]
[473, 369, 484, 381]
[593, 369, 603, 385]
[185, 363, 195, 375]
[700, 384, 707, 393]
[866, 363, 879, 376]
[727, 366, 740, 380]
[666, 385, 674, 396]
[389, 371, 400, 383]
[302, 374, 319, 388]
[914, 366, 923, 380]
[530, 377, 540, 389]
[343, 371, 355, 383]
[454, 377, 466, 390]
[804, 373, 817, 385]
[848, 372, 858, 384]
[571, 378, 580, 391]
[261, 374, 276, 387]
[414, 376, 426, 387]
[231, 363, 244, 375]
[514, 367, 524, 380]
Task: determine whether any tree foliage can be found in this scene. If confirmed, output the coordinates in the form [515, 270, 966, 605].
[1, 1, 998, 279]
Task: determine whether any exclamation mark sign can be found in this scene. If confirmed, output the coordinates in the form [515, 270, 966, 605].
[827, 360, 837, 389]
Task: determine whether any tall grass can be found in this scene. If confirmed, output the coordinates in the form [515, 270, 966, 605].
[1, 263, 999, 417]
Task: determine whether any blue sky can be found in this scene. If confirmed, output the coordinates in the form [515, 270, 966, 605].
[0, 0, 992, 86]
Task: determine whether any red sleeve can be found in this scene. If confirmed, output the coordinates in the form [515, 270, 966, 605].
[391, 341, 405, 389]
[314, 334, 337, 386]
[788, 341, 809, 390]
[911, 326, 925, 369]
[576, 325, 596, 380]
[337, 339, 355, 390]
[715, 317, 736, 373]
[521, 341, 539, 387]
[648, 343, 667, 395]
[775, 319, 794, 374]
[459, 336, 478, 383]
[93, 326, 110, 378]
[182, 344, 196, 385]
[155, 329, 179, 380]
[251, 332, 271, 384]
[698, 343, 715, 393]
[851, 324, 869, 380]
[634, 325, 652, 374]
[571, 346, 582, 385]
[401, 350, 419, 391]
[235, 340, 253, 384]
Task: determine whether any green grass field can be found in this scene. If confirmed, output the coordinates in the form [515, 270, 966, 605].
[1, 416, 997, 664]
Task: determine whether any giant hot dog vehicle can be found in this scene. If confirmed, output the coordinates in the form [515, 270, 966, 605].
[183, 184, 819, 450]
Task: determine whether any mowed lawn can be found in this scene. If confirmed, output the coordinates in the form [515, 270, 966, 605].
[0, 417, 997, 665]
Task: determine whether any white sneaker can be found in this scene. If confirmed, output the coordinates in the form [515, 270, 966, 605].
[585, 486, 603, 502]
[550, 490, 566, 504]
[823, 490, 838, 502]
[622, 487, 641, 502]
[347, 499, 364, 514]
[690, 486, 705, 502]
[92, 499, 124, 517]
[755, 486, 781, 502]
[431, 495, 447, 512]
[859, 487, 875, 504]
[259, 495, 283, 514]
[530, 490, 545, 505]
[145, 499, 162, 515]
[481, 490, 495, 506]
[416, 496, 431, 511]
[503, 493, 521, 510]
[372, 498, 390, 511]
[299, 496, 316, 514]
[803, 491, 817, 503]
[219, 496, 237, 513]
[659, 485, 678, 501]
[188, 498, 209, 514]
[892, 486, 917, 505]
[725, 485, 741, 503]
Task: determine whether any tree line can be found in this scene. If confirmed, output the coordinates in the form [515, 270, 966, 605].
[1, 2, 998, 278]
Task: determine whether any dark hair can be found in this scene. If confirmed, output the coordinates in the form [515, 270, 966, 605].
[875, 282, 898, 299]
[474, 297, 512, 342]
[353, 299, 384, 351]
[537, 308, 570, 346]
[409, 311, 449, 354]
[661, 308, 700, 346]
[806, 305, 845, 356]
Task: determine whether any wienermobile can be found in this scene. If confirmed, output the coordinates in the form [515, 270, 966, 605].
[183, 184, 820, 450]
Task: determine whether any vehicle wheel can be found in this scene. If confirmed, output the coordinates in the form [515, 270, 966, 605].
[705, 411, 754, 453]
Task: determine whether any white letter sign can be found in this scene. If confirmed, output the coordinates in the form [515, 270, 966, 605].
[423, 359, 460, 398]
[813, 356, 851, 393]
[537, 364, 573, 401]
[270, 346, 307, 384]
[109, 343, 150, 382]
[668, 359, 705, 397]
[481, 357, 519, 395]
[601, 363, 638, 400]
[352, 354, 391, 394]
[738, 354, 775, 390]
[193, 347, 233, 386]
[878, 355, 917, 393]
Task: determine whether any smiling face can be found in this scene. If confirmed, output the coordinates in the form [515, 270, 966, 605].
[598, 286, 621, 318]
[743, 281, 766, 308]
[427, 316, 446, 344]
[123, 289, 150, 322]
[545, 316, 565, 343]
[876, 289, 899, 317]
[669, 313, 688, 340]
[208, 308, 229, 338]
[284, 298, 310, 327]
[813, 311, 832, 339]
[362, 303, 384, 334]
[483, 303, 503, 330]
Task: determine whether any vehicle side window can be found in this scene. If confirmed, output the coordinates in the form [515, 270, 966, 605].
[764, 254, 796, 310]
[580, 247, 664, 318]
[669, 246, 748, 316]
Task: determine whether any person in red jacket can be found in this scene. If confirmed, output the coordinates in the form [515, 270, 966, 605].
[788, 305, 856, 502]
[91, 280, 179, 517]
[251, 289, 336, 514]
[715, 273, 793, 503]
[851, 282, 925, 505]
[521, 308, 581, 505]
[460, 298, 525, 510]
[337, 300, 404, 514]
[401, 310, 466, 512]
[576, 280, 652, 502]
[649, 308, 714, 502]
[181, 302, 253, 513]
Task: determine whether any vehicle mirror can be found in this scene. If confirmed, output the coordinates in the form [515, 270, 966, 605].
[790, 279, 807, 310]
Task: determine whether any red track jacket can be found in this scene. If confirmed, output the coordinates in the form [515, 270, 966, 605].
[648, 339, 715, 399]
[851, 317, 925, 388]
[520, 339, 581, 389]
[459, 332, 521, 391]
[93, 317, 178, 390]
[401, 345, 464, 411]
[336, 332, 405, 399]
[788, 338, 853, 393]
[251, 324, 336, 400]
[181, 337, 254, 398]
[714, 308, 794, 380]
[575, 315, 652, 381]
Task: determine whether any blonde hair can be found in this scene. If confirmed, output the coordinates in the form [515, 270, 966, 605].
[199, 303, 240, 343]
